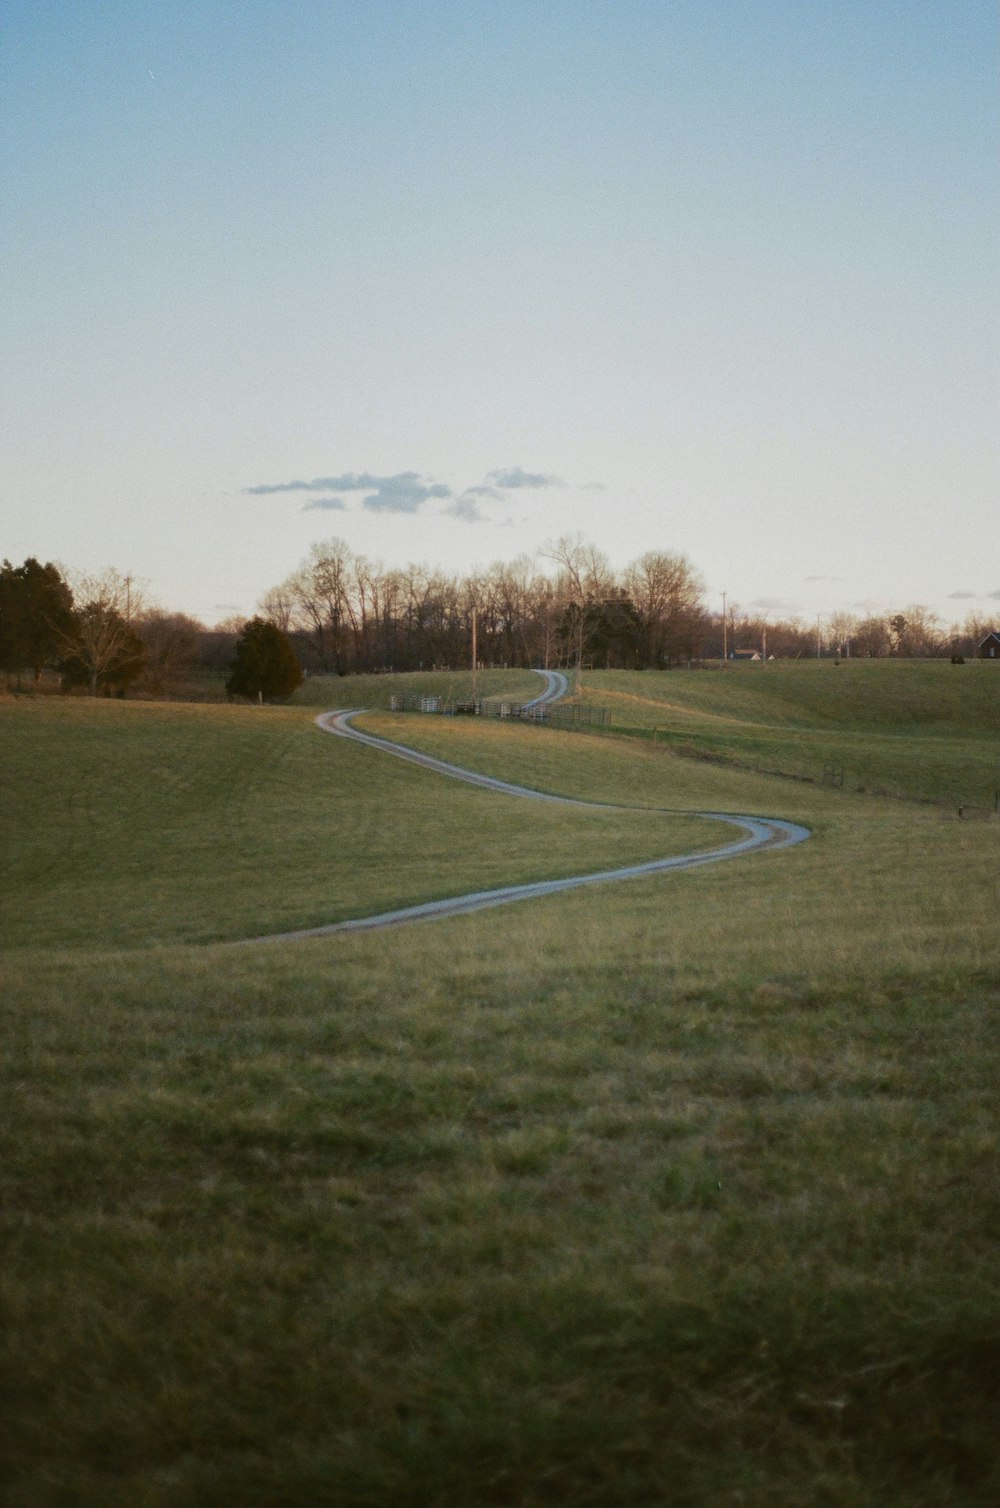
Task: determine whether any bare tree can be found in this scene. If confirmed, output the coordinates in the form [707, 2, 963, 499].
[903, 605, 944, 656]
[60, 568, 147, 695]
[827, 611, 859, 658]
[134, 610, 203, 693]
[275, 537, 353, 670]
[257, 583, 296, 634]
[624, 551, 706, 667]
[503, 555, 549, 667]
[888, 606, 942, 657]
[856, 614, 890, 658]
[541, 534, 612, 693]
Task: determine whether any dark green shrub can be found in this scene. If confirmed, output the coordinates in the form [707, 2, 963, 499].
[226, 617, 303, 701]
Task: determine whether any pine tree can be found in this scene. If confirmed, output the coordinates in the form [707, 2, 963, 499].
[226, 618, 303, 701]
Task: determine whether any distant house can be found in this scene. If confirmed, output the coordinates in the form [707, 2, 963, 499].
[730, 649, 761, 661]
[978, 631, 1000, 659]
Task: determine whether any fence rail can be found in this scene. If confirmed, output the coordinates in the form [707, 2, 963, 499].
[387, 694, 610, 729]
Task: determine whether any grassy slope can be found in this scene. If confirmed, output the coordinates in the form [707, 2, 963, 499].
[0, 699, 720, 950]
[2, 675, 998, 1506]
[584, 661, 1000, 808]
[292, 667, 543, 709]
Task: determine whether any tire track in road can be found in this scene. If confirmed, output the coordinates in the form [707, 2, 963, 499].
[240, 672, 810, 943]
[522, 669, 570, 709]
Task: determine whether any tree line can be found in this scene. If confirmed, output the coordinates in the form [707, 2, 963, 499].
[258, 536, 708, 679]
[0, 558, 306, 700]
[1, 545, 995, 700]
[256, 536, 995, 674]
[1, 560, 195, 695]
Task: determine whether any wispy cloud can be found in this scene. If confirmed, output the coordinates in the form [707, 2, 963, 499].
[245, 479, 317, 495]
[803, 574, 842, 584]
[444, 482, 514, 523]
[245, 465, 564, 516]
[987, 587, 1000, 601]
[445, 496, 486, 523]
[245, 472, 386, 495]
[246, 470, 453, 515]
[750, 596, 799, 611]
[947, 590, 977, 600]
[361, 475, 452, 514]
[486, 467, 562, 490]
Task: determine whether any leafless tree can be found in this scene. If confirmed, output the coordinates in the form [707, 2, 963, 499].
[827, 611, 859, 657]
[61, 568, 148, 695]
[272, 537, 352, 670]
[257, 583, 296, 634]
[855, 614, 891, 658]
[889, 606, 942, 657]
[134, 610, 203, 694]
[541, 534, 612, 693]
[624, 551, 706, 666]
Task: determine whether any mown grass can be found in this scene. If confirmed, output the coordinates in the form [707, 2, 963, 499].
[292, 667, 543, 710]
[2, 676, 998, 1506]
[584, 661, 1000, 808]
[0, 698, 721, 950]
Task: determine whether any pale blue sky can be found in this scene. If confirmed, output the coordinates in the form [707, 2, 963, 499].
[2, 1, 996, 625]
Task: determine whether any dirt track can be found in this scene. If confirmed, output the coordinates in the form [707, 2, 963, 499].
[240, 672, 810, 943]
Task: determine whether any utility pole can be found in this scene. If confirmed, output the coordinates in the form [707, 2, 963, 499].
[471, 605, 478, 707]
[816, 614, 822, 659]
[722, 592, 728, 664]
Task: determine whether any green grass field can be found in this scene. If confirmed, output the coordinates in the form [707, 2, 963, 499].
[2, 665, 998, 1506]
[292, 666, 543, 710]
[583, 660, 1000, 809]
[0, 698, 726, 951]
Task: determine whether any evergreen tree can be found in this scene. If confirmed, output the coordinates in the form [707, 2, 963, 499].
[0, 557, 75, 684]
[226, 617, 303, 701]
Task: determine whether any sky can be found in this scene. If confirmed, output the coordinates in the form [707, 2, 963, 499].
[2, 0, 997, 628]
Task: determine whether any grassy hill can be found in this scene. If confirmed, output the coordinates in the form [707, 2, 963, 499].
[2, 681, 998, 1506]
[581, 660, 1000, 809]
[0, 698, 720, 951]
[292, 666, 543, 710]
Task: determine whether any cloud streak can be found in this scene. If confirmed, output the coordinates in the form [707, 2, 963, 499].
[487, 467, 562, 489]
[246, 464, 569, 520]
[749, 596, 800, 612]
[246, 473, 387, 495]
[247, 470, 453, 515]
[445, 496, 486, 523]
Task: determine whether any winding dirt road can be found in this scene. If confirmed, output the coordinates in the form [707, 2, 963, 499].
[243, 672, 809, 943]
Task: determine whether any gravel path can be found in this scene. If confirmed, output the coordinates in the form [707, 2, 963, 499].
[240, 673, 810, 943]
